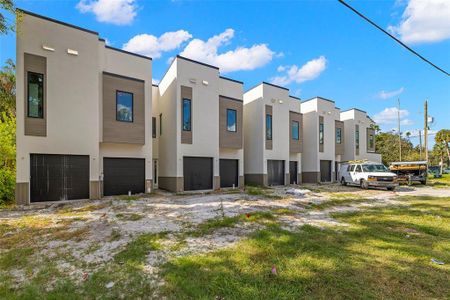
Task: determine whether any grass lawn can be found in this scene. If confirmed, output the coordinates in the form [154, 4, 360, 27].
[161, 196, 450, 299]
[428, 173, 450, 188]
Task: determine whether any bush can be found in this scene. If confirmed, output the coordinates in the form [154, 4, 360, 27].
[0, 113, 16, 204]
[0, 168, 15, 204]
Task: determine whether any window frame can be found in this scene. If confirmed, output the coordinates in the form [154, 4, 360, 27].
[319, 123, 324, 145]
[226, 108, 237, 132]
[182, 98, 192, 132]
[266, 114, 273, 141]
[336, 127, 342, 144]
[115, 90, 134, 123]
[159, 113, 162, 135]
[292, 120, 300, 141]
[355, 165, 362, 173]
[369, 134, 374, 149]
[27, 71, 44, 119]
[355, 126, 360, 150]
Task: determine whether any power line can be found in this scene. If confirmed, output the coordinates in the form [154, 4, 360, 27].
[338, 0, 450, 77]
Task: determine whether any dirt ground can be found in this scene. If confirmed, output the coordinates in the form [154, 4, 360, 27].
[1, 184, 449, 291]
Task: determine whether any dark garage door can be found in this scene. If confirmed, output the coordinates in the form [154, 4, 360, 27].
[289, 161, 298, 184]
[320, 160, 332, 182]
[220, 159, 238, 188]
[184, 157, 213, 191]
[104, 158, 145, 196]
[268, 160, 285, 186]
[30, 154, 89, 202]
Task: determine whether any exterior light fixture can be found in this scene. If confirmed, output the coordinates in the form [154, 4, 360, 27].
[42, 45, 55, 52]
[189, 78, 197, 84]
[67, 49, 78, 56]
[202, 80, 209, 86]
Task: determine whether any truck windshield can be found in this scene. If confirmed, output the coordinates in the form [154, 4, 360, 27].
[362, 164, 388, 172]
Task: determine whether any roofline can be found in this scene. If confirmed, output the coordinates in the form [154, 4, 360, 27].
[219, 95, 243, 102]
[152, 84, 159, 87]
[18, 8, 99, 35]
[245, 81, 289, 94]
[219, 76, 243, 85]
[341, 108, 367, 114]
[176, 55, 219, 70]
[103, 71, 145, 83]
[301, 96, 335, 104]
[289, 95, 301, 100]
[105, 45, 152, 61]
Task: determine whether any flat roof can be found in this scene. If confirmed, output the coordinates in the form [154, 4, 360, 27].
[341, 108, 367, 114]
[219, 76, 243, 85]
[301, 96, 335, 104]
[245, 81, 289, 93]
[176, 55, 219, 70]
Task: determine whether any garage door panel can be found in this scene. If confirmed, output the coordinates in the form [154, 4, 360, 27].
[220, 159, 238, 188]
[184, 157, 213, 191]
[104, 158, 145, 196]
[268, 160, 285, 186]
[30, 154, 89, 202]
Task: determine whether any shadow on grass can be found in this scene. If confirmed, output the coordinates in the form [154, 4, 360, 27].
[161, 198, 450, 299]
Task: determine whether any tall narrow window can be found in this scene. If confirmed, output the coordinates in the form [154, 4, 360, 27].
[292, 121, 299, 140]
[116, 91, 133, 122]
[227, 109, 237, 132]
[355, 126, 360, 151]
[336, 128, 342, 144]
[319, 123, 324, 144]
[152, 117, 156, 138]
[27, 72, 44, 118]
[182, 98, 191, 131]
[159, 114, 162, 135]
[369, 134, 374, 149]
[266, 114, 272, 140]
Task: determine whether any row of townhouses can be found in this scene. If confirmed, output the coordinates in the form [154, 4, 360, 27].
[15, 10, 381, 205]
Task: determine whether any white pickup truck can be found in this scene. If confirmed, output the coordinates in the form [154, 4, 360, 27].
[339, 161, 398, 191]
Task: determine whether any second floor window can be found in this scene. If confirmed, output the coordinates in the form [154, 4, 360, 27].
[292, 121, 299, 140]
[182, 98, 191, 131]
[266, 114, 272, 140]
[27, 72, 44, 118]
[227, 109, 237, 132]
[336, 128, 342, 144]
[319, 123, 324, 144]
[368, 133, 374, 149]
[116, 91, 133, 122]
[152, 117, 156, 138]
[159, 114, 162, 135]
[355, 126, 360, 150]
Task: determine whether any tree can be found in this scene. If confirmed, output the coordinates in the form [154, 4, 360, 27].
[375, 132, 418, 165]
[0, 59, 15, 117]
[0, 112, 15, 204]
[0, 0, 17, 35]
[431, 142, 447, 174]
[435, 129, 450, 165]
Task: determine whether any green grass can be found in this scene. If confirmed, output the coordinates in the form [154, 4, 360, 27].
[245, 186, 283, 199]
[310, 194, 367, 210]
[428, 173, 450, 188]
[161, 196, 450, 299]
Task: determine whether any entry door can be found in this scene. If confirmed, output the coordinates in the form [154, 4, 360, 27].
[289, 161, 298, 184]
[30, 154, 90, 202]
[267, 160, 285, 186]
[183, 157, 213, 191]
[320, 160, 332, 182]
[220, 159, 239, 188]
[103, 158, 145, 196]
[335, 162, 339, 181]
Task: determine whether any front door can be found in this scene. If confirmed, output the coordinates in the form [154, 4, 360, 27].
[289, 161, 298, 184]
[153, 159, 158, 189]
[320, 160, 332, 182]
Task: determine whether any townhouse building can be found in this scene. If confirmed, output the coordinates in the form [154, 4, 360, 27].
[243, 83, 303, 186]
[152, 55, 244, 192]
[301, 97, 343, 183]
[340, 108, 382, 163]
[15, 10, 153, 205]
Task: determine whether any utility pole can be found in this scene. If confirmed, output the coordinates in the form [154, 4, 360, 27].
[424, 100, 428, 163]
[419, 130, 422, 159]
[398, 98, 402, 161]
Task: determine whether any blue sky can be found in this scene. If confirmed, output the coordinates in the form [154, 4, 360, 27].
[1, 0, 449, 144]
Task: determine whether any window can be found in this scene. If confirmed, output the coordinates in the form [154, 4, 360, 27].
[355, 126, 360, 150]
[27, 72, 44, 118]
[336, 128, 342, 144]
[369, 134, 374, 149]
[152, 117, 156, 138]
[116, 91, 133, 122]
[292, 121, 299, 140]
[266, 114, 272, 140]
[347, 165, 353, 172]
[182, 98, 191, 131]
[319, 123, 324, 144]
[355, 165, 362, 173]
[227, 109, 237, 132]
[159, 114, 162, 135]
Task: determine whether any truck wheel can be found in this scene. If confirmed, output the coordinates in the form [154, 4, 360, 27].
[340, 177, 347, 186]
[360, 179, 368, 189]
[420, 180, 427, 185]
[387, 187, 395, 191]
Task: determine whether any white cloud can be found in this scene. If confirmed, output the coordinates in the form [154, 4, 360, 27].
[270, 56, 327, 86]
[180, 28, 276, 73]
[373, 107, 413, 126]
[388, 0, 450, 44]
[123, 30, 192, 58]
[76, 0, 137, 25]
[377, 87, 405, 99]
[152, 78, 160, 85]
